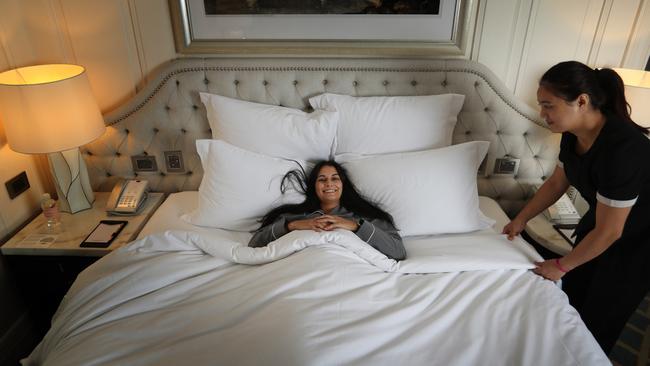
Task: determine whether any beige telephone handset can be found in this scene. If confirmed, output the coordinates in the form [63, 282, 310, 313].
[538, 186, 581, 225]
[106, 179, 149, 215]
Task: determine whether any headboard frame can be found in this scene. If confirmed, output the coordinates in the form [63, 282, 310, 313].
[86, 58, 559, 217]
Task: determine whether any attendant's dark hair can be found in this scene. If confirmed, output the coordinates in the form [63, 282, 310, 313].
[258, 161, 396, 228]
[540, 60, 649, 135]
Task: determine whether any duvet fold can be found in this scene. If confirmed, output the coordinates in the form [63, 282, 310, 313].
[151, 228, 543, 273]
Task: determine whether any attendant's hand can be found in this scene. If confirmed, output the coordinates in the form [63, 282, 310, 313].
[533, 259, 567, 281]
[316, 215, 359, 231]
[502, 218, 527, 240]
[287, 218, 328, 232]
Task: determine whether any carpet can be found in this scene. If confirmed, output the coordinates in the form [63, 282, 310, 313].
[610, 293, 650, 366]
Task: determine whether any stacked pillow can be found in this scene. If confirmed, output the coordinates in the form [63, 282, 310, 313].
[309, 93, 465, 155]
[186, 92, 491, 236]
[200, 93, 338, 161]
[183, 140, 306, 231]
[337, 142, 491, 236]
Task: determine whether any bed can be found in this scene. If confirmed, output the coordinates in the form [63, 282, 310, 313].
[23, 58, 609, 365]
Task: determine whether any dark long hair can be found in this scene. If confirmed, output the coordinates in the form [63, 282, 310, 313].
[258, 160, 396, 228]
[540, 60, 649, 135]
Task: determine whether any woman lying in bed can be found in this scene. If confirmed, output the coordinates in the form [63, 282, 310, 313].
[249, 161, 406, 260]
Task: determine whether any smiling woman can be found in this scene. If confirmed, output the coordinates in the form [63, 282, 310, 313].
[248, 160, 406, 260]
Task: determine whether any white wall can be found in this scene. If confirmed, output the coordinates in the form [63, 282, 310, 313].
[0, 0, 648, 237]
[473, 0, 650, 108]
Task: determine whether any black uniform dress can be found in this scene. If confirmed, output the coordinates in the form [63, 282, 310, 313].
[558, 115, 650, 353]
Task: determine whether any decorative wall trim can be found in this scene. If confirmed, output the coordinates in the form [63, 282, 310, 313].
[623, 0, 650, 68]
[168, 0, 479, 58]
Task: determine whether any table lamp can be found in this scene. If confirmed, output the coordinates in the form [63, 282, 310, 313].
[613, 68, 650, 127]
[0, 64, 106, 213]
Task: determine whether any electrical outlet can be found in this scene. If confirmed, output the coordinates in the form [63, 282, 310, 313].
[131, 155, 158, 172]
[5, 171, 30, 199]
[493, 157, 520, 175]
[164, 151, 185, 173]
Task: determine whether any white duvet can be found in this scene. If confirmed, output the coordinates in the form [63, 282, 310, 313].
[24, 229, 609, 366]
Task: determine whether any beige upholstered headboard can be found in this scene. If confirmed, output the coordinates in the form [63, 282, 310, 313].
[85, 57, 559, 217]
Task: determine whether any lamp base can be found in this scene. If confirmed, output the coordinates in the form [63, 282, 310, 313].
[48, 148, 95, 213]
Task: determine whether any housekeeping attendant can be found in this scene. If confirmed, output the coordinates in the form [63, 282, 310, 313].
[502, 60, 650, 353]
[249, 160, 406, 261]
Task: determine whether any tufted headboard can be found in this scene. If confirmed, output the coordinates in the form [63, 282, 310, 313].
[85, 57, 559, 217]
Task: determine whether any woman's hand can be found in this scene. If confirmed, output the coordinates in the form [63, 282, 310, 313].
[502, 217, 527, 240]
[316, 215, 359, 232]
[533, 259, 567, 281]
[287, 218, 328, 232]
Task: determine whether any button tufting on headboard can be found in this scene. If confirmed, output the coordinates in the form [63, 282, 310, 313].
[90, 58, 559, 217]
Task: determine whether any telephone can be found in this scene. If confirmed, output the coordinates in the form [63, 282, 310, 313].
[544, 193, 581, 226]
[106, 179, 149, 215]
[532, 184, 580, 226]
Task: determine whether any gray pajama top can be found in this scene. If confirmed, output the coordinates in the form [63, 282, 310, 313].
[248, 206, 406, 260]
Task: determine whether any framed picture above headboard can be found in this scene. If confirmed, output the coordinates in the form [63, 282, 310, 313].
[168, 0, 478, 57]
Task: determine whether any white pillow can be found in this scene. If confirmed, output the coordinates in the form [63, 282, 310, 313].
[338, 141, 492, 236]
[200, 93, 338, 161]
[309, 93, 465, 155]
[183, 140, 305, 231]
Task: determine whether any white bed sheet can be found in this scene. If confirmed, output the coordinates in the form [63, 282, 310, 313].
[23, 193, 609, 366]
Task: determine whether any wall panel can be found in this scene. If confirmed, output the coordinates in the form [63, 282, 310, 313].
[473, 0, 533, 91]
[129, 0, 177, 87]
[0, 2, 49, 240]
[592, 0, 642, 68]
[623, 0, 650, 68]
[514, 0, 603, 107]
[59, 0, 142, 112]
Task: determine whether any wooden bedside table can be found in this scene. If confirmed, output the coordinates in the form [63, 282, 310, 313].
[525, 213, 574, 256]
[1, 192, 165, 257]
[1, 192, 165, 342]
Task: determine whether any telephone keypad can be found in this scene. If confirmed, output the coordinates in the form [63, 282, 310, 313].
[118, 196, 137, 208]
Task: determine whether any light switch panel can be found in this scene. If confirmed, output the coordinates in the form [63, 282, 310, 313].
[5, 171, 30, 199]
[493, 157, 520, 175]
[164, 151, 185, 173]
[131, 155, 158, 172]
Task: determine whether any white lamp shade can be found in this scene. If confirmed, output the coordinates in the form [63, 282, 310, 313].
[0, 64, 105, 154]
[614, 68, 650, 128]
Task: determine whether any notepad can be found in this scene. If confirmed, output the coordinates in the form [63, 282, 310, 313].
[81, 220, 127, 248]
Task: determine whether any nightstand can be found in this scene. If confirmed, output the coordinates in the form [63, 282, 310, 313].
[524, 213, 574, 256]
[0, 192, 165, 343]
[1, 192, 165, 256]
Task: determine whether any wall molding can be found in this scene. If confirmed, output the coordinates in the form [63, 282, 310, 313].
[48, 0, 77, 64]
[623, 0, 650, 68]
[505, 0, 534, 91]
